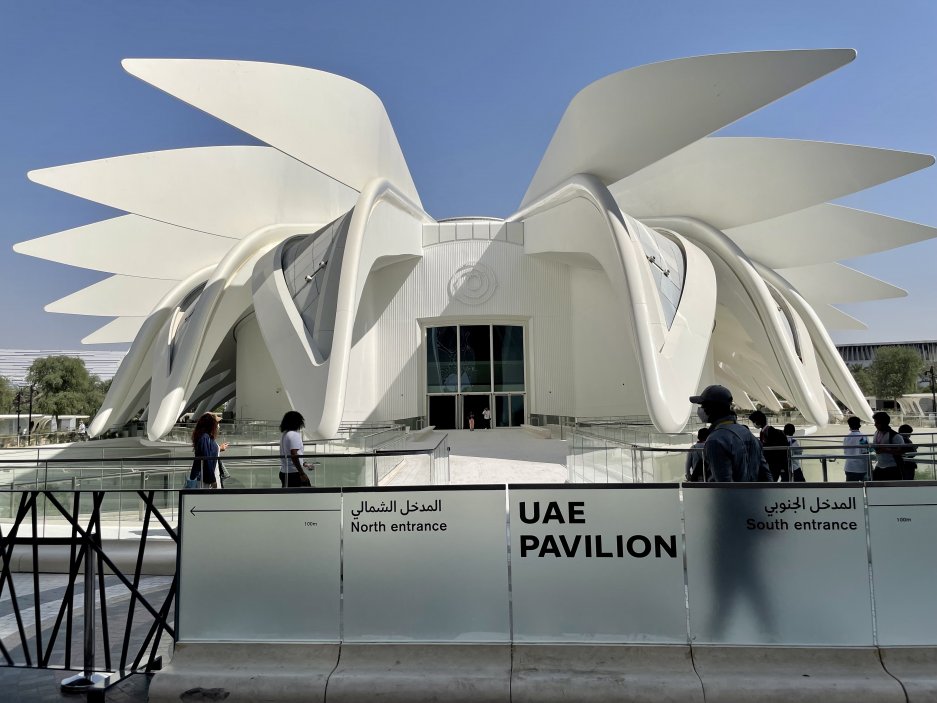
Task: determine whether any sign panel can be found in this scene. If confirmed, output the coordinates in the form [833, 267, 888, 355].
[178, 489, 342, 642]
[509, 485, 686, 643]
[342, 487, 510, 642]
[684, 485, 871, 645]
[867, 484, 937, 646]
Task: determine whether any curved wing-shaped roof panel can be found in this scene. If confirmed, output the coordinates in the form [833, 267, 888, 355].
[813, 304, 867, 331]
[29, 146, 358, 239]
[611, 138, 934, 229]
[14, 215, 236, 280]
[521, 49, 856, 206]
[82, 316, 147, 345]
[777, 262, 906, 303]
[122, 59, 421, 206]
[46, 276, 178, 317]
[726, 204, 937, 269]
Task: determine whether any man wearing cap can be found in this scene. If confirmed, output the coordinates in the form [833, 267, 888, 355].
[689, 385, 771, 482]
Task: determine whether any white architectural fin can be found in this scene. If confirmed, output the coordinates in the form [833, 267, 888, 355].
[122, 59, 421, 206]
[777, 263, 906, 303]
[517, 177, 718, 433]
[726, 204, 937, 269]
[251, 181, 429, 439]
[522, 49, 855, 206]
[29, 146, 358, 239]
[14, 215, 236, 279]
[88, 267, 214, 437]
[82, 317, 146, 345]
[814, 304, 867, 331]
[46, 276, 178, 317]
[610, 138, 934, 229]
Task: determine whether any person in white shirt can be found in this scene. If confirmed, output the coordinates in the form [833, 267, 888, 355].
[279, 411, 312, 488]
[482, 407, 491, 429]
[842, 416, 871, 481]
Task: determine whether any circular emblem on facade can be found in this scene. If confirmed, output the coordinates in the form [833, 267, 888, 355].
[448, 263, 497, 305]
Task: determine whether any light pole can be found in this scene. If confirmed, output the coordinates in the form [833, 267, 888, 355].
[27, 383, 35, 444]
[928, 365, 937, 428]
[14, 390, 22, 445]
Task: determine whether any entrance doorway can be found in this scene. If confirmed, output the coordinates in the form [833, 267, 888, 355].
[428, 395, 457, 430]
[426, 323, 526, 428]
[463, 394, 490, 430]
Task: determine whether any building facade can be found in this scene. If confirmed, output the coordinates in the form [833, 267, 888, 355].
[14, 51, 936, 439]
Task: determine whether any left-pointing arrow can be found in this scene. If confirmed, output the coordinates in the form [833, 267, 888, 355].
[189, 506, 340, 516]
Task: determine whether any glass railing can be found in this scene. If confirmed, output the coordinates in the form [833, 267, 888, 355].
[568, 424, 937, 484]
[0, 433, 450, 537]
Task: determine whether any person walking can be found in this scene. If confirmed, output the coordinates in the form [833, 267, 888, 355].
[482, 407, 491, 429]
[690, 385, 770, 482]
[783, 423, 806, 482]
[468, 411, 475, 431]
[871, 411, 905, 481]
[898, 424, 918, 480]
[685, 427, 710, 482]
[749, 411, 789, 481]
[188, 413, 228, 489]
[842, 416, 871, 481]
[279, 411, 313, 488]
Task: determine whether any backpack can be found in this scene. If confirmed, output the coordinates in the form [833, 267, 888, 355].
[872, 428, 906, 481]
[761, 425, 789, 476]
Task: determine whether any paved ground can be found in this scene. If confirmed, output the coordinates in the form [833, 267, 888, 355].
[0, 666, 150, 702]
[386, 427, 568, 485]
[0, 574, 172, 702]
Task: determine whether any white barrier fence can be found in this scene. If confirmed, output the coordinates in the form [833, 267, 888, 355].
[177, 483, 937, 647]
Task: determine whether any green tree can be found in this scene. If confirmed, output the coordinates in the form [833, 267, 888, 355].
[868, 347, 923, 402]
[0, 375, 15, 414]
[25, 356, 104, 416]
[848, 363, 873, 395]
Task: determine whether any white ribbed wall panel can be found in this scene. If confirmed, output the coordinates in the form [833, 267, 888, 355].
[344, 235, 574, 423]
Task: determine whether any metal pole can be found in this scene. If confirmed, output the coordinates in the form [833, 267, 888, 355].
[61, 527, 108, 692]
[820, 457, 829, 483]
[15, 390, 22, 442]
[27, 383, 34, 445]
[929, 365, 936, 428]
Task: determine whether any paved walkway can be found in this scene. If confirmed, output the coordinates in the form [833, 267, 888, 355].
[385, 428, 568, 485]
[0, 572, 171, 702]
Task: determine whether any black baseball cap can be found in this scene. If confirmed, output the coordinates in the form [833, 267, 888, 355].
[689, 384, 733, 405]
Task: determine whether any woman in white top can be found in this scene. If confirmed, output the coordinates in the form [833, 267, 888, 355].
[279, 411, 312, 488]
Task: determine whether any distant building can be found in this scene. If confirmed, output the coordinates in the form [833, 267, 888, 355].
[0, 349, 126, 385]
[836, 341, 937, 368]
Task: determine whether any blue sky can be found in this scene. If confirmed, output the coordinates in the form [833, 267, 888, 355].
[1, 0, 934, 348]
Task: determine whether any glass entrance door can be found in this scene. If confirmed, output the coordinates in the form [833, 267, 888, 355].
[426, 323, 525, 429]
[494, 394, 525, 427]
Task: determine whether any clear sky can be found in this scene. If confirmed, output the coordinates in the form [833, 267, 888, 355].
[1, 0, 934, 349]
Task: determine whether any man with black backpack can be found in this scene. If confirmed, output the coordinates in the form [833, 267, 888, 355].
[871, 411, 905, 481]
[749, 411, 790, 482]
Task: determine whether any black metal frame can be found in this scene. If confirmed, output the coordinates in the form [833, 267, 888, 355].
[0, 490, 176, 678]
